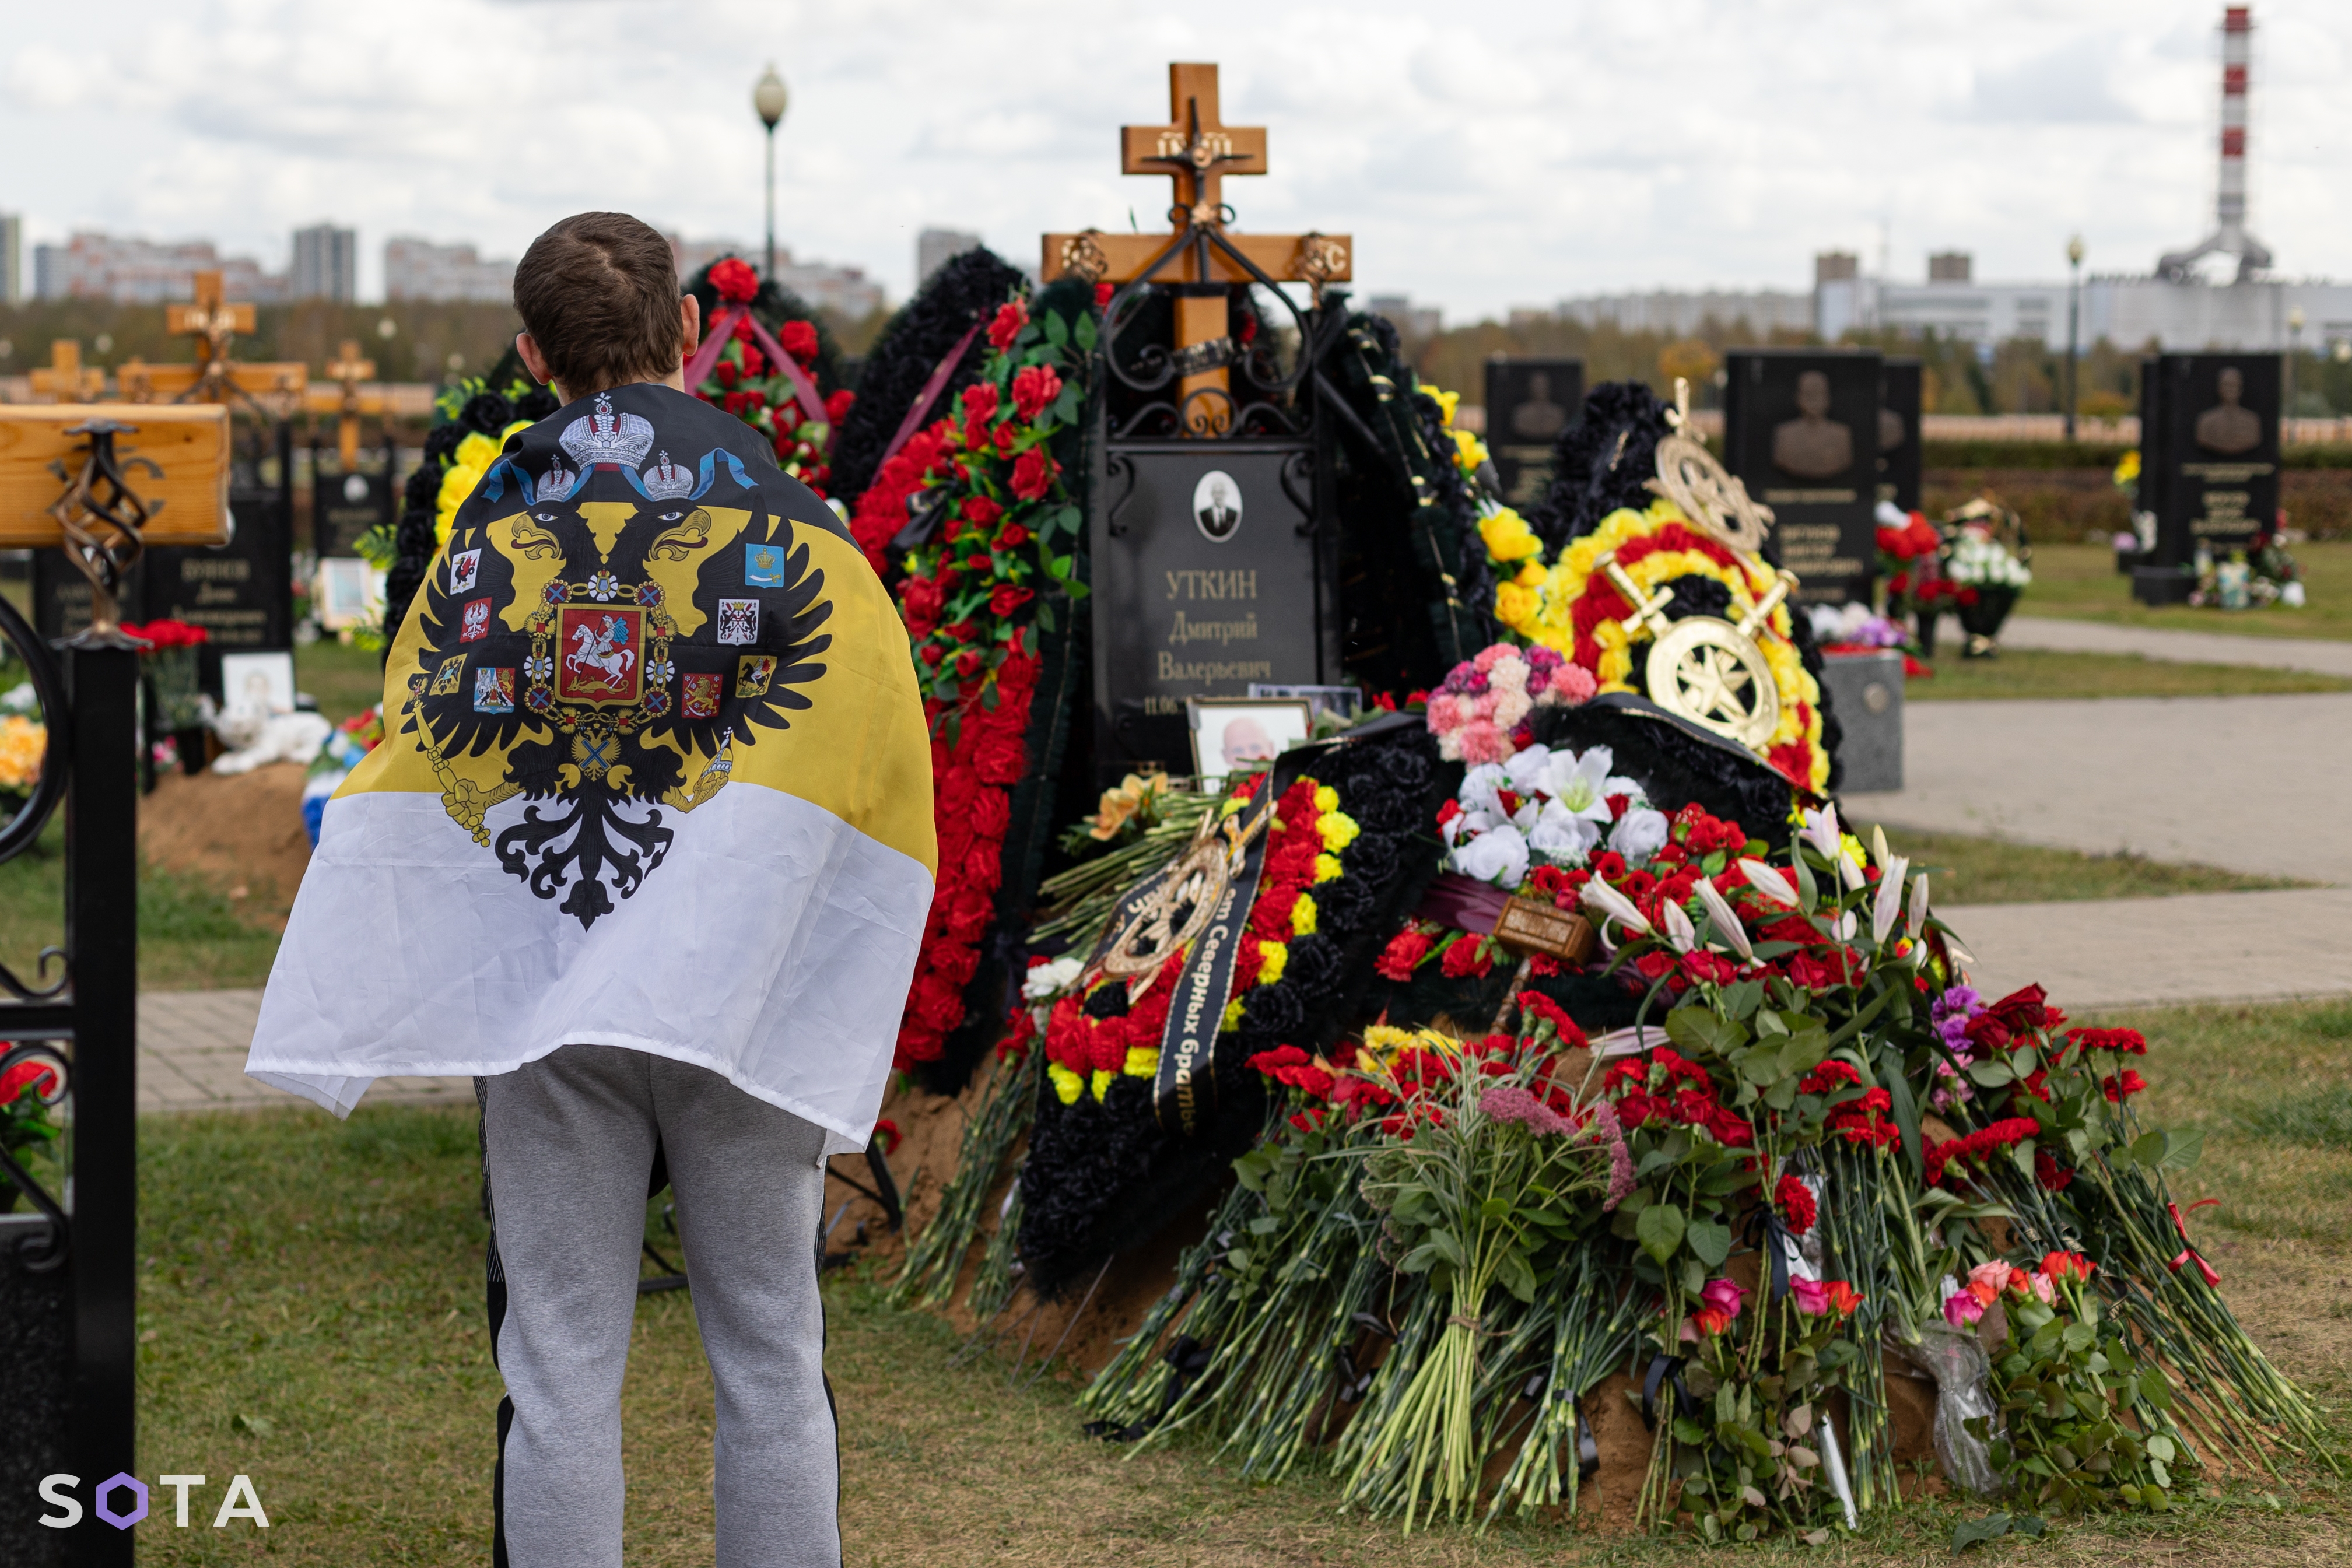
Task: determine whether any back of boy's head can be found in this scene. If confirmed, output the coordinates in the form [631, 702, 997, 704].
[513, 212, 682, 397]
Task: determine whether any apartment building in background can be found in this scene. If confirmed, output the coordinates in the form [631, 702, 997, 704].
[383, 236, 515, 303]
[290, 223, 358, 301]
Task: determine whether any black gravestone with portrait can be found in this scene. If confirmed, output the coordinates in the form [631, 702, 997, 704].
[1723, 349, 1881, 605]
[141, 484, 296, 688]
[313, 464, 395, 557]
[1092, 442, 1330, 776]
[2138, 353, 2280, 596]
[1483, 357, 1585, 508]
[1877, 357, 1922, 514]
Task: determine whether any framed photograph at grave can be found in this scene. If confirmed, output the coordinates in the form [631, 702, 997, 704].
[313, 556, 383, 632]
[1723, 349, 1882, 606]
[219, 650, 296, 722]
[1187, 697, 1310, 787]
[1249, 682, 1361, 724]
[1483, 357, 1584, 508]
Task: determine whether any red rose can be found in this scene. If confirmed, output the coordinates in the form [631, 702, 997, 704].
[961, 383, 1000, 423]
[962, 496, 1003, 527]
[709, 257, 759, 303]
[824, 388, 855, 423]
[740, 343, 766, 378]
[899, 576, 944, 635]
[996, 522, 1030, 550]
[714, 360, 741, 390]
[1011, 364, 1063, 423]
[1010, 448, 1055, 501]
[989, 584, 1033, 617]
[1093, 282, 1114, 309]
[778, 319, 820, 365]
[954, 650, 982, 678]
[987, 299, 1028, 351]
[917, 643, 943, 666]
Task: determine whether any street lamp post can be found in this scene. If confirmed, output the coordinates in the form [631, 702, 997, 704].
[753, 64, 789, 282]
[2064, 234, 2085, 443]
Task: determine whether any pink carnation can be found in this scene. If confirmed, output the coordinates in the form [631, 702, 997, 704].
[1456, 720, 1509, 765]
[1550, 664, 1597, 703]
[1473, 643, 1512, 673]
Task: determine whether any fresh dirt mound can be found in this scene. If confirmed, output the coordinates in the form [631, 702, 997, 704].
[139, 763, 311, 929]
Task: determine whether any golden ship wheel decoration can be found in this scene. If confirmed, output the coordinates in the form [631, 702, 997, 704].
[1607, 378, 1800, 750]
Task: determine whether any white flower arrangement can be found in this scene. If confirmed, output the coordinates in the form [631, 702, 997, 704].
[1946, 532, 2032, 588]
[1440, 741, 1669, 890]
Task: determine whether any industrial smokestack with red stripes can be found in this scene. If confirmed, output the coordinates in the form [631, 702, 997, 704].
[2158, 5, 2274, 282]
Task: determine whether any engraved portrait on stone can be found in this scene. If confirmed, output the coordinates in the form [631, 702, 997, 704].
[1510, 371, 1570, 439]
[1772, 370, 1855, 480]
[2194, 366, 2262, 456]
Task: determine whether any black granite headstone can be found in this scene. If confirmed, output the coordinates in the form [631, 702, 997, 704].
[2140, 351, 2280, 573]
[141, 485, 296, 687]
[1723, 349, 1881, 605]
[1092, 441, 1329, 775]
[1877, 358, 1922, 514]
[1482, 357, 1584, 508]
[313, 464, 394, 557]
[33, 552, 145, 646]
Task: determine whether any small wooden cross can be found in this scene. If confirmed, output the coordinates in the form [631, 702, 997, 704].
[327, 338, 378, 469]
[28, 340, 106, 403]
[1041, 62, 1352, 433]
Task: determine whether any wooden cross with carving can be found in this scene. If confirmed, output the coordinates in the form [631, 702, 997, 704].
[28, 340, 106, 403]
[325, 338, 378, 468]
[1042, 62, 1351, 432]
[125, 268, 308, 408]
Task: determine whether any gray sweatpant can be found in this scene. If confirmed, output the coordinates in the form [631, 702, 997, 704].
[481, 1044, 840, 1567]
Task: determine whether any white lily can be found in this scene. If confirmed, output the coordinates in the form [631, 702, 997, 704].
[1536, 746, 1620, 828]
[1737, 858, 1799, 908]
[1838, 850, 1866, 890]
[1799, 802, 1843, 861]
[1833, 909, 1858, 941]
[1871, 854, 1909, 945]
[1693, 876, 1754, 961]
[1870, 823, 1890, 870]
[1908, 871, 1931, 940]
[1659, 899, 1697, 954]
[1580, 878, 1652, 936]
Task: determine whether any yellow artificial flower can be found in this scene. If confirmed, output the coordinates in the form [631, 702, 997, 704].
[1223, 998, 1245, 1030]
[0, 716, 45, 791]
[1319, 811, 1361, 854]
[1123, 1044, 1158, 1078]
[1495, 581, 1539, 636]
[1313, 853, 1343, 884]
[1257, 940, 1288, 985]
[1429, 387, 1462, 426]
[1517, 562, 1547, 587]
[1478, 506, 1543, 563]
[1049, 1062, 1085, 1104]
[1452, 427, 1490, 475]
[1090, 1068, 1117, 1101]
[1313, 784, 1338, 813]
[2113, 450, 2141, 484]
[1291, 894, 1317, 937]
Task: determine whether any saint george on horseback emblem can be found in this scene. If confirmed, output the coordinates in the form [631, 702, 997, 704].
[556, 605, 644, 705]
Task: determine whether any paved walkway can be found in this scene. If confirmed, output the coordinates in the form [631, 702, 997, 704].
[1845, 691, 2352, 886]
[1941, 888, 2352, 1011]
[139, 988, 472, 1116]
[2000, 615, 2352, 676]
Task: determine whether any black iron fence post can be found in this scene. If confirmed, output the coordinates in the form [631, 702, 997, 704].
[64, 641, 139, 1567]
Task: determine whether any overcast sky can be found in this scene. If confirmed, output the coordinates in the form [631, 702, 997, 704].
[5, 0, 2347, 321]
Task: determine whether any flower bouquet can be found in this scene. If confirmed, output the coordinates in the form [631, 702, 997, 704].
[123, 618, 211, 774]
[1941, 501, 2032, 657]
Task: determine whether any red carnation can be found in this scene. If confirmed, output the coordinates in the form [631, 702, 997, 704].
[987, 299, 1028, 351]
[2102, 1068, 2147, 1102]
[709, 257, 760, 303]
[1774, 1174, 1817, 1237]
[1376, 928, 1432, 981]
[989, 584, 1034, 618]
[778, 319, 820, 365]
[971, 729, 1027, 785]
[1010, 448, 1056, 501]
[1011, 364, 1063, 422]
[1440, 936, 1495, 980]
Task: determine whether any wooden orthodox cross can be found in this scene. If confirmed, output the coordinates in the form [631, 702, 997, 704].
[28, 340, 106, 402]
[323, 339, 379, 468]
[119, 269, 307, 406]
[1042, 62, 1351, 432]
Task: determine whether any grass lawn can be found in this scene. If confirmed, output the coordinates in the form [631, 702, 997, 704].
[0, 816, 281, 991]
[129, 999, 2350, 1565]
[2014, 539, 2352, 642]
[294, 636, 388, 727]
[1877, 825, 2307, 906]
[1904, 646, 2351, 700]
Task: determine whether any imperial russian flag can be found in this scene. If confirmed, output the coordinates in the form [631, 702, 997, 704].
[247, 383, 937, 1153]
